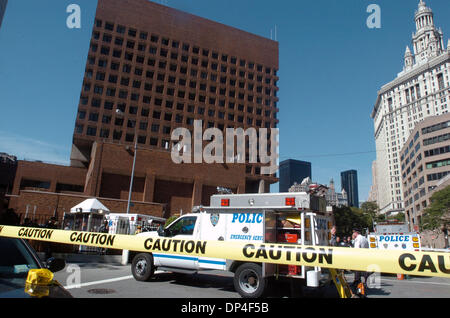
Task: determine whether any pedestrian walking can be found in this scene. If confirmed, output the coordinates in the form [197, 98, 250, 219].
[98, 220, 109, 255]
[352, 229, 370, 288]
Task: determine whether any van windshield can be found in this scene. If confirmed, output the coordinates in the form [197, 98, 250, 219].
[167, 216, 197, 236]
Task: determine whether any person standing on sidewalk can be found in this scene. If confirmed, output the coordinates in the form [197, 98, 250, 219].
[330, 225, 338, 247]
[352, 229, 370, 287]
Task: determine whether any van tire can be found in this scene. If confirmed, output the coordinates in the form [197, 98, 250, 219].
[233, 263, 266, 298]
[131, 253, 155, 282]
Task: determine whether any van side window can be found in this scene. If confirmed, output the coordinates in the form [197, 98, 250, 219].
[168, 216, 197, 236]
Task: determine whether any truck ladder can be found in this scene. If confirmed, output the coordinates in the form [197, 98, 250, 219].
[329, 268, 354, 298]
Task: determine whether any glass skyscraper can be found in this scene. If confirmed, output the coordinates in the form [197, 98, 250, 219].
[0, 0, 7, 29]
[279, 159, 312, 192]
[341, 170, 359, 208]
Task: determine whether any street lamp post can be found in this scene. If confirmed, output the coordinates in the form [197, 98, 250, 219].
[121, 137, 136, 265]
[116, 109, 138, 265]
[126, 136, 138, 216]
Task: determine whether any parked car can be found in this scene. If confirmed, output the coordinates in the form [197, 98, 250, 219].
[0, 237, 72, 298]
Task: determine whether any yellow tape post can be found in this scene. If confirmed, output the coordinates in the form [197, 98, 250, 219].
[0, 225, 449, 278]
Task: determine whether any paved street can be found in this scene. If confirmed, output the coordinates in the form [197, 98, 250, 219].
[53, 261, 450, 299]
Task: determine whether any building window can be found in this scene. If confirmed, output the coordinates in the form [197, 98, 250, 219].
[427, 171, 450, 181]
[116, 25, 126, 34]
[128, 29, 137, 37]
[87, 126, 97, 136]
[129, 106, 138, 115]
[102, 115, 111, 124]
[426, 159, 450, 169]
[104, 101, 114, 110]
[93, 85, 103, 95]
[126, 133, 135, 142]
[139, 122, 148, 130]
[437, 73, 445, 90]
[100, 129, 109, 138]
[150, 138, 158, 146]
[127, 120, 136, 128]
[151, 124, 159, 132]
[141, 108, 150, 117]
[75, 124, 84, 134]
[113, 130, 122, 140]
[164, 113, 172, 121]
[20, 179, 50, 190]
[138, 136, 146, 144]
[89, 113, 99, 122]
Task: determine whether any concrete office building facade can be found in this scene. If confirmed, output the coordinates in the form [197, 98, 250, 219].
[371, 0, 450, 216]
[400, 113, 450, 230]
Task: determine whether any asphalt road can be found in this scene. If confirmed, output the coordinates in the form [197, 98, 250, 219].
[53, 262, 450, 299]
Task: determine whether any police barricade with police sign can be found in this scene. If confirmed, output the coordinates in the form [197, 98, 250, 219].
[1, 225, 449, 278]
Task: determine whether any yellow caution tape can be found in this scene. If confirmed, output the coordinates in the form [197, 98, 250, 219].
[1, 225, 449, 278]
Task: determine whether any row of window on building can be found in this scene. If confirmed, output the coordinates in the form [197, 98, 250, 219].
[93, 19, 278, 76]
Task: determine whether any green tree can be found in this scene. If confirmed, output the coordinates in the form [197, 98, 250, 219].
[360, 201, 381, 231]
[421, 185, 450, 231]
[164, 214, 183, 229]
[333, 206, 371, 237]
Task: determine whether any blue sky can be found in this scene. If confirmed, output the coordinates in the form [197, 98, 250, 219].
[0, 0, 449, 201]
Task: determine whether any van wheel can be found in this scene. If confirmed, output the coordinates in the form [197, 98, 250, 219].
[131, 253, 155, 281]
[233, 263, 266, 298]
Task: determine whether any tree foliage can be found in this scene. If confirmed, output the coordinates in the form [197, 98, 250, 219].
[421, 185, 450, 231]
[333, 202, 385, 236]
[164, 214, 180, 228]
[333, 206, 370, 237]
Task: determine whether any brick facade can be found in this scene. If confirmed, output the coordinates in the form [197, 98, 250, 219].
[72, 0, 279, 192]
[10, 190, 164, 219]
[9, 142, 245, 219]
[7, 0, 279, 222]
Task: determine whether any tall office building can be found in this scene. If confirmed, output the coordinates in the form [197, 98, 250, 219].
[279, 159, 311, 192]
[0, 0, 7, 28]
[371, 0, 449, 215]
[367, 161, 378, 203]
[400, 113, 450, 230]
[9, 0, 280, 219]
[72, 0, 279, 192]
[340, 170, 359, 208]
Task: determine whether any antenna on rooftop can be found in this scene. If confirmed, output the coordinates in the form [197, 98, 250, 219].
[270, 25, 278, 41]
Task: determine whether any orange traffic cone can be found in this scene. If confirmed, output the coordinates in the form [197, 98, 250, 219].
[397, 274, 404, 280]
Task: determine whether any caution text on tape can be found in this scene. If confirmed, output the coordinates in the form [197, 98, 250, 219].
[0, 225, 449, 278]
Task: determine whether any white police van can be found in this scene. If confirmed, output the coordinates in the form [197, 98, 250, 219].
[130, 192, 334, 298]
[368, 222, 421, 251]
